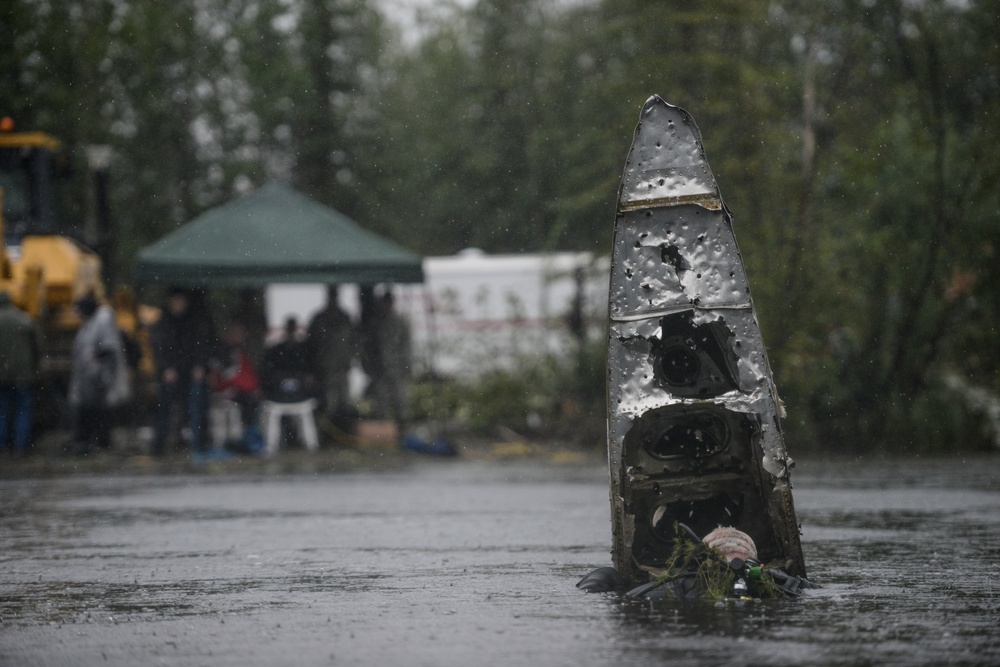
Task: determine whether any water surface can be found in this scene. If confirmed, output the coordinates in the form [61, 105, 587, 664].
[0, 456, 997, 666]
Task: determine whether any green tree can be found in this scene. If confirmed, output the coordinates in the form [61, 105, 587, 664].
[5, 0, 997, 451]
[756, 0, 1000, 451]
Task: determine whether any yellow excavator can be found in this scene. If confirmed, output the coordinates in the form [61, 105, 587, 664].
[0, 117, 153, 427]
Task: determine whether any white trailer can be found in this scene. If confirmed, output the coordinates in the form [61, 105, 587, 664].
[266, 249, 609, 382]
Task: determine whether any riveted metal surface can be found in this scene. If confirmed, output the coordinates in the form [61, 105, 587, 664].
[609, 206, 750, 319]
[618, 102, 722, 212]
[606, 96, 805, 584]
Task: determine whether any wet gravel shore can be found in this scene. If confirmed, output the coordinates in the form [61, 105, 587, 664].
[0, 425, 603, 480]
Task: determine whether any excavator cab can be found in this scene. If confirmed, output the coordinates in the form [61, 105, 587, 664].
[1, 119, 103, 329]
[0, 118, 65, 244]
[1, 117, 152, 432]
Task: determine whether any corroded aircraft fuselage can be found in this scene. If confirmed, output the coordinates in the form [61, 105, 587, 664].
[607, 96, 806, 585]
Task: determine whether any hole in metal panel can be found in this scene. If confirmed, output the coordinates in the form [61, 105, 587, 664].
[650, 494, 744, 545]
[645, 412, 729, 460]
[651, 311, 739, 398]
[660, 244, 690, 278]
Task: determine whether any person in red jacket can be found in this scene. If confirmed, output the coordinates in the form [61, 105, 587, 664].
[210, 324, 264, 453]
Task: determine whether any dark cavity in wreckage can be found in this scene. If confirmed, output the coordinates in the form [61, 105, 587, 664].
[601, 96, 807, 594]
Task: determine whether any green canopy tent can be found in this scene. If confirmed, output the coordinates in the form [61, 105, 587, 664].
[135, 183, 423, 287]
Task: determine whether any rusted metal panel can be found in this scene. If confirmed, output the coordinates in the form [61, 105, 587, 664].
[607, 96, 806, 585]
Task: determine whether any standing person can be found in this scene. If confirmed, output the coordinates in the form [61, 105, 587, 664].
[370, 290, 412, 427]
[0, 291, 41, 456]
[235, 289, 268, 369]
[307, 285, 356, 425]
[150, 288, 214, 457]
[67, 293, 130, 454]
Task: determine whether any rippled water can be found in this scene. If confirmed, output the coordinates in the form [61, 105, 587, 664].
[0, 456, 997, 666]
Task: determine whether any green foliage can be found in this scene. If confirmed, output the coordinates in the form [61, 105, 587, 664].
[409, 335, 606, 443]
[654, 530, 785, 600]
[657, 534, 735, 601]
[5, 0, 998, 452]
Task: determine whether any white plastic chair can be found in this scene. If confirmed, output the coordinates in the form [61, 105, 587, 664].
[260, 398, 319, 456]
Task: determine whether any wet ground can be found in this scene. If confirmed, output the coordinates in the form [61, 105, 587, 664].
[1, 452, 998, 666]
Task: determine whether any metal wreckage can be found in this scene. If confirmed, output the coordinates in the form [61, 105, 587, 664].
[579, 96, 812, 600]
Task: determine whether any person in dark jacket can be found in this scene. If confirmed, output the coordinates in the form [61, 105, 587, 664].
[368, 291, 412, 426]
[0, 291, 41, 455]
[150, 288, 214, 456]
[307, 285, 357, 422]
[261, 317, 314, 404]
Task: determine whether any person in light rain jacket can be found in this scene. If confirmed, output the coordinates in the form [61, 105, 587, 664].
[67, 292, 130, 453]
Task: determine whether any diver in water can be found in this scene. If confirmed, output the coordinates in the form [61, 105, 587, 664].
[577, 524, 815, 600]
